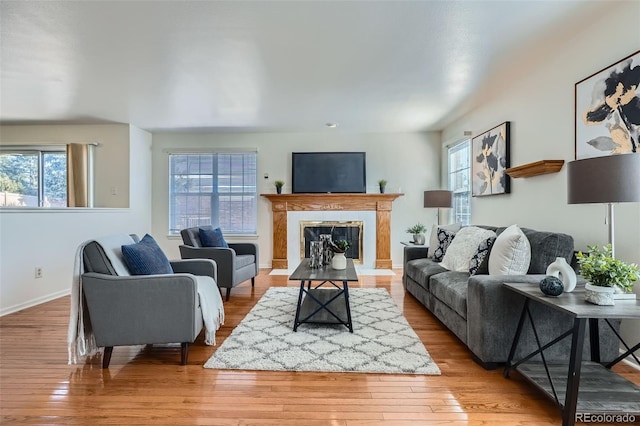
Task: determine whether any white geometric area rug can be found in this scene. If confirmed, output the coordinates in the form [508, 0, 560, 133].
[204, 287, 441, 375]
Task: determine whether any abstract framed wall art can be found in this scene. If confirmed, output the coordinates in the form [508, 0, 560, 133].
[575, 50, 640, 159]
[472, 121, 510, 197]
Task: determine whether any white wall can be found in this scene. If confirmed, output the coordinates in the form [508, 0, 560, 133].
[151, 131, 442, 267]
[441, 1, 640, 362]
[0, 124, 152, 315]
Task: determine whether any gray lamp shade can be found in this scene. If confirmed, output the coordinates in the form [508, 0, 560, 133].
[567, 154, 640, 204]
[424, 190, 453, 208]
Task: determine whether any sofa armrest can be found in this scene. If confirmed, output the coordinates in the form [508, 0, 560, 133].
[171, 258, 217, 282]
[466, 274, 549, 364]
[81, 272, 200, 347]
[230, 243, 259, 275]
[229, 242, 258, 257]
[403, 245, 429, 265]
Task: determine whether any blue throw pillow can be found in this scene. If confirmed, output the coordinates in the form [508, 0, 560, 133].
[121, 234, 173, 275]
[199, 227, 228, 248]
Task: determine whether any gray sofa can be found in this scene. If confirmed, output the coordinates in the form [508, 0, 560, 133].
[403, 226, 621, 369]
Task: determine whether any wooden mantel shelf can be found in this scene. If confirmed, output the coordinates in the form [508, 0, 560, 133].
[261, 193, 404, 269]
[505, 160, 565, 178]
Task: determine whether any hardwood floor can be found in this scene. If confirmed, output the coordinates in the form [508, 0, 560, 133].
[1, 270, 638, 425]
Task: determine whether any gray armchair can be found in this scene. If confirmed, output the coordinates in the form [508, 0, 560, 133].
[179, 226, 259, 301]
[80, 238, 221, 368]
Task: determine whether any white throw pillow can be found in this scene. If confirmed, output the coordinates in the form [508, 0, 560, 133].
[439, 226, 496, 272]
[428, 223, 462, 258]
[488, 224, 532, 275]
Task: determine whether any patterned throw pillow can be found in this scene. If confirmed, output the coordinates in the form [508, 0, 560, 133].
[121, 234, 173, 275]
[440, 226, 497, 272]
[432, 228, 456, 262]
[199, 227, 229, 248]
[469, 236, 496, 275]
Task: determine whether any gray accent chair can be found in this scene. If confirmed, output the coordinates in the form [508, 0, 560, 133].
[179, 226, 259, 301]
[81, 238, 218, 368]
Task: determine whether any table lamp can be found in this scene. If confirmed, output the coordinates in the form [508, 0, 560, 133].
[424, 190, 453, 225]
[567, 153, 640, 258]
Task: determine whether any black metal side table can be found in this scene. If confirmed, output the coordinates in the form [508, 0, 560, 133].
[503, 283, 640, 426]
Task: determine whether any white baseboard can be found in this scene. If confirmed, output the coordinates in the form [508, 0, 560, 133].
[0, 289, 70, 317]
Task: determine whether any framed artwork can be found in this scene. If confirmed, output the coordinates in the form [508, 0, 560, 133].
[472, 121, 510, 197]
[575, 50, 640, 159]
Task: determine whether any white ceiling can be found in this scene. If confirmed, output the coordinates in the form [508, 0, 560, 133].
[0, 1, 608, 133]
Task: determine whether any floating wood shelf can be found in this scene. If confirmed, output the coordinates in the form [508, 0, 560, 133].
[505, 160, 565, 178]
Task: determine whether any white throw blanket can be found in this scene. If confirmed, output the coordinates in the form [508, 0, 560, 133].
[67, 235, 224, 364]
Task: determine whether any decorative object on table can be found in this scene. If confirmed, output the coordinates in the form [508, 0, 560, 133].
[576, 244, 640, 305]
[406, 223, 427, 245]
[319, 234, 333, 266]
[575, 50, 639, 160]
[539, 276, 564, 297]
[567, 153, 640, 258]
[378, 179, 387, 194]
[545, 257, 577, 292]
[423, 190, 453, 225]
[309, 240, 324, 269]
[330, 239, 350, 270]
[472, 121, 510, 197]
[274, 180, 284, 194]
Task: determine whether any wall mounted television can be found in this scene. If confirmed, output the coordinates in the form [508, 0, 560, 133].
[292, 152, 366, 193]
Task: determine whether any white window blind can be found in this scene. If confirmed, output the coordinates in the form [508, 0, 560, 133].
[168, 152, 257, 235]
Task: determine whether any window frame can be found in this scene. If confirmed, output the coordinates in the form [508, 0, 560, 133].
[167, 150, 258, 236]
[0, 146, 67, 208]
[447, 140, 471, 226]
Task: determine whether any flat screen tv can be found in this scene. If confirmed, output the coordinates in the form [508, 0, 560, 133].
[292, 152, 366, 193]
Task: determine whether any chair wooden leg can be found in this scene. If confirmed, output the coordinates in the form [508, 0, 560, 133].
[180, 342, 189, 365]
[251, 277, 255, 287]
[225, 288, 231, 301]
[102, 347, 113, 369]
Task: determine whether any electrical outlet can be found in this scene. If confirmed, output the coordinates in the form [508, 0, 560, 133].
[35, 267, 43, 279]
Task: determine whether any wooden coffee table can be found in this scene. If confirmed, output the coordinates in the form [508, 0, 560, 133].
[289, 258, 358, 332]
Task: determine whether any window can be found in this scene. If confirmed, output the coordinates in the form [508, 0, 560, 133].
[448, 141, 471, 225]
[0, 149, 67, 207]
[169, 152, 257, 235]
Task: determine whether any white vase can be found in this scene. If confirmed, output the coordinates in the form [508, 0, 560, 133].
[332, 252, 347, 270]
[584, 283, 615, 306]
[545, 257, 577, 292]
[413, 233, 426, 245]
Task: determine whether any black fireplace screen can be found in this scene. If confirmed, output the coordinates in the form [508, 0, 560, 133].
[301, 223, 362, 262]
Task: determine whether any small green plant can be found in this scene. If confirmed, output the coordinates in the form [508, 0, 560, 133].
[378, 179, 387, 186]
[406, 223, 427, 234]
[330, 240, 351, 253]
[274, 180, 284, 188]
[576, 244, 639, 292]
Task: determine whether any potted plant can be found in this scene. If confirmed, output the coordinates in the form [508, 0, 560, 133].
[274, 180, 284, 194]
[329, 240, 351, 270]
[406, 223, 427, 245]
[378, 179, 387, 194]
[576, 244, 639, 305]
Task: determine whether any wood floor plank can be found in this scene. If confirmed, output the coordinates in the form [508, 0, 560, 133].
[1, 269, 637, 425]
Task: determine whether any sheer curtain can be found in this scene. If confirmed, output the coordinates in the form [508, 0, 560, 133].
[66, 143, 94, 207]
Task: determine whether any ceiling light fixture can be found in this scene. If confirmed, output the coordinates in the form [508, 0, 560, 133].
[325, 123, 338, 128]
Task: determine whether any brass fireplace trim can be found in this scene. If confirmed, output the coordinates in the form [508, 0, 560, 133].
[299, 220, 364, 264]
